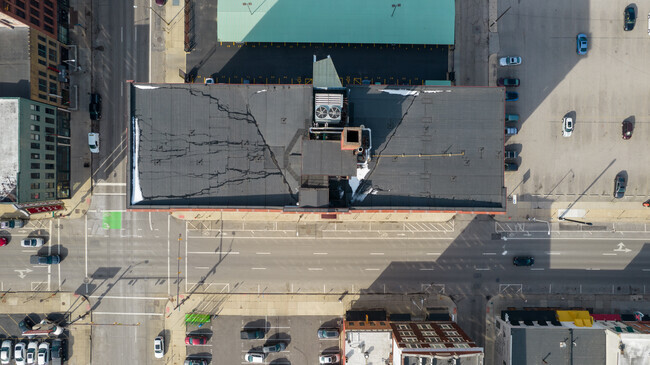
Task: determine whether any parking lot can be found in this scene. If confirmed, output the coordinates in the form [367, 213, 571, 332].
[497, 0, 650, 203]
[185, 315, 341, 365]
[0, 313, 69, 362]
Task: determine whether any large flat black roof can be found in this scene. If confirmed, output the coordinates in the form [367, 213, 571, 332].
[129, 84, 505, 211]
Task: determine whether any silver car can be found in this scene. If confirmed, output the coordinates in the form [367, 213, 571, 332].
[562, 117, 574, 137]
[21, 238, 44, 248]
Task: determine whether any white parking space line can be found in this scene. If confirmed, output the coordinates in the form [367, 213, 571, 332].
[95, 182, 127, 186]
[547, 252, 561, 255]
[426, 252, 441, 255]
[370, 252, 384, 255]
[308, 268, 323, 271]
[89, 295, 169, 300]
[602, 253, 617, 256]
[251, 268, 266, 270]
[256, 252, 271, 255]
[313, 252, 328, 255]
[195, 267, 210, 270]
[364, 268, 380, 271]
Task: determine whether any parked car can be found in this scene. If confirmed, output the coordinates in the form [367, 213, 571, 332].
[240, 329, 264, 339]
[204, 78, 214, 85]
[513, 256, 534, 266]
[21, 238, 44, 248]
[183, 360, 206, 365]
[614, 174, 626, 198]
[184, 336, 207, 345]
[15, 342, 26, 365]
[50, 339, 63, 365]
[88, 133, 99, 153]
[505, 127, 518, 136]
[499, 56, 522, 66]
[562, 116, 574, 137]
[155, 0, 165, 5]
[0, 219, 24, 229]
[505, 91, 518, 101]
[154, 336, 164, 358]
[505, 163, 519, 171]
[31, 255, 61, 265]
[317, 329, 339, 339]
[0, 340, 11, 365]
[505, 113, 519, 122]
[504, 150, 519, 159]
[576, 33, 588, 55]
[0, 237, 7, 247]
[622, 120, 633, 139]
[26, 342, 37, 365]
[244, 353, 265, 363]
[19, 316, 35, 333]
[624, 5, 636, 31]
[37, 342, 49, 365]
[262, 342, 286, 353]
[319, 354, 341, 364]
[89, 93, 102, 120]
[497, 78, 520, 87]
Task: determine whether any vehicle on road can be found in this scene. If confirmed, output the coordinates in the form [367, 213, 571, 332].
[576, 33, 588, 55]
[562, 116, 574, 137]
[0, 340, 10, 365]
[0, 219, 24, 229]
[622, 120, 633, 139]
[19, 316, 35, 333]
[37, 342, 49, 365]
[513, 256, 534, 266]
[184, 335, 207, 345]
[499, 56, 522, 66]
[504, 149, 519, 159]
[88, 133, 99, 153]
[244, 353, 265, 363]
[89, 93, 102, 120]
[0, 237, 7, 247]
[317, 329, 339, 339]
[154, 336, 164, 358]
[21, 238, 44, 248]
[262, 342, 286, 353]
[624, 5, 636, 31]
[26, 342, 37, 365]
[505, 113, 519, 122]
[505, 91, 518, 101]
[614, 174, 626, 198]
[15, 342, 26, 365]
[498, 78, 520, 87]
[30, 255, 60, 265]
[505, 126, 518, 136]
[319, 354, 341, 364]
[240, 329, 264, 339]
[505, 163, 518, 172]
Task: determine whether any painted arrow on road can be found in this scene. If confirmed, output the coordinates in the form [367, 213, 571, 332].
[15, 269, 33, 279]
[614, 242, 632, 253]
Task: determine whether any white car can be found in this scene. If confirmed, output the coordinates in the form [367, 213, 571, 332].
[88, 132, 99, 153]
[153, 336, 164, 359]
[14, 343, 26, 365]
[0, 340, 11, 365]
[499, 56, 522, 66]
[244, 353, 265, 363]
[37, 342, 49, 365]
[21, 238, 44, 248]
[319, 354, 341, 364]
[562, 116, 574, 137]
[26, 342, 38, 365]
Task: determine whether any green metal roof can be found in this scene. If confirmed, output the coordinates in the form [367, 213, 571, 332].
[313, 57, 343, 89]
[217, 0, 455, 45]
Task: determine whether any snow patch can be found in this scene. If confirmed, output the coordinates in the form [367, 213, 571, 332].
[380, 89, 419, 96]
[131, 117, 144, 204]
[134, 85, 160, 90]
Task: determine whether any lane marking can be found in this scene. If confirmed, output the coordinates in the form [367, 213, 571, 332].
[586, 268, 601, 271]
[426, 253, 441, 255]
[420, 268, 434, 271]
[195, 267, 210, 269]
[89, 295, 169, 300]
[370, 252, 384, 255]
[95, 182, 127, 186]
[475, 268, 490, 271]
[482, 252, 496, 256]
[641, 269, 650, 272]
[602, 253, 617, 256]
[308, 268, 323, 271]
[364, 268, 380, 271]
[93, 311, 163, 316]
[531, 268, 545, 271]
[313, 252, 328, 255]
[547, 252, 561, 255]
[92, 193, 127, 196]
[251, 268, 266, 270]
[188, 251, 240, 255]
[256, 252, 271, 255]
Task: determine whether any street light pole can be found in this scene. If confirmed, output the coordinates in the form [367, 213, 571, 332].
[558, 217, 593, 226]
[528, 217, 550, 236]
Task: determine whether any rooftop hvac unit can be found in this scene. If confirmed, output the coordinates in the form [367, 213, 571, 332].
[314, 93, 344, 123]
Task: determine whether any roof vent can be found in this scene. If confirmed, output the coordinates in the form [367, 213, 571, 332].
[314, 93, 343, 123]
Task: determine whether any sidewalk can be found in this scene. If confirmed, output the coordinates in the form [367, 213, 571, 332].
[163, 292, 457, 364]
[0, 292, 92, 365]
[496, 200, 650, 223]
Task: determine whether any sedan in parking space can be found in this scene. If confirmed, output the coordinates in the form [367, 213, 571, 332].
[37, 342, 49, 365]
[317, 329, 339, 339]
[513, 256, 534, 266]
[497, 78, 520, 87]
[21, 238, 44, 248]
[19, 316, 35, 333]
[505, 163, 519, 172]
[624, 5, 636, 31]
[576, 33, 588, 55]
[499, 56, 522, 66]
[14, 342, 26, 365]
[319, 354, 341, 364]
[184, 335, 208, 346]
[562, 116, 574, 137]
[89, 93, 102, 120]
[0, 340, 11, 365]
[622, 121, 633, 139]
[505, 91, 518, 101]
[614, 174, 626, 198]
[262, 342, 286, 353]
[504, 149, 519, 159]
[244, 353, 265, 363]
[88, 133, 99, 153]
[36, 255, 61, 265]
[183, 360, 207, 365]
[26, 342, 37, 365]
[154, 336, 164, 359]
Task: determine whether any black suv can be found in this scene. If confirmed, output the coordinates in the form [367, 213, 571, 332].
[89, 93, 102, 120]
[513, 256, 534, 266]
[624, 6, 636, 31]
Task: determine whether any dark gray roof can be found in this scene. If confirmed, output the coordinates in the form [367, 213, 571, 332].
[0, 28, 30, 99]
[511, 327, 605, 365]
[129, 84, 505, 211]
[351, 86, 505, 210]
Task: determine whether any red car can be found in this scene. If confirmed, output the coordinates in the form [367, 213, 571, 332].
[185, 335, 208, 345]
[622, 121, 633, 140]
[0, 237, 7, 247]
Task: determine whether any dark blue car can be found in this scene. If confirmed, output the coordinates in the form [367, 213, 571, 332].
[505, 91, 518, 101]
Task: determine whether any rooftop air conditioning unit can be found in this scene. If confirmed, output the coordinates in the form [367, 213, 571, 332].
[314, 93, 343, 123]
